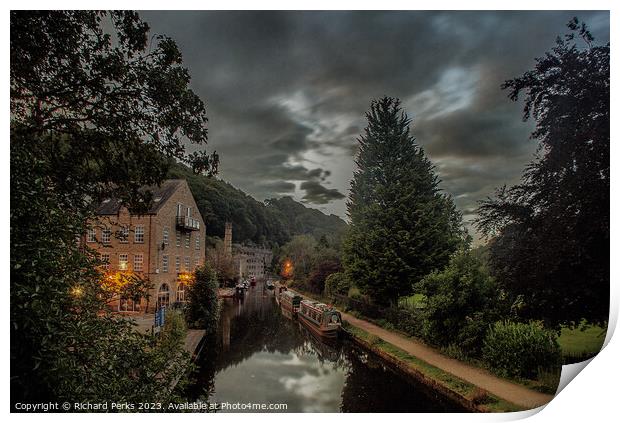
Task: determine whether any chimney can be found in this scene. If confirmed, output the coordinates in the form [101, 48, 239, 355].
[224, 222, 232, 256]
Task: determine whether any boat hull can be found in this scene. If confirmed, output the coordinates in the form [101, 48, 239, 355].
[298, 312, 339, 339]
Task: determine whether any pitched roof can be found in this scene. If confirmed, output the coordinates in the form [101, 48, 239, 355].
[95, 179, 184, 216]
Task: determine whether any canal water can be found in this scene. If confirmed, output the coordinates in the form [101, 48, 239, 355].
[186, 282, 466, 412]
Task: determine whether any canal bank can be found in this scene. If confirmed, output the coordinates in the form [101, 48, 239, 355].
[283, 285, 553, 412]
[185, 281, 470, 412]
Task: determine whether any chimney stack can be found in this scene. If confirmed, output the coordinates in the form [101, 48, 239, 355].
[224, 222, 232, 256]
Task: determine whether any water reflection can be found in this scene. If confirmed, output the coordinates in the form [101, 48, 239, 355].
[186, 282, 466, 413]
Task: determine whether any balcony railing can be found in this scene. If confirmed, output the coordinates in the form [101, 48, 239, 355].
[176, 215, 200, 231]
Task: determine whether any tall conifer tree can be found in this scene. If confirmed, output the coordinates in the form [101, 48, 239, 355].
[343, 97, 465, 306]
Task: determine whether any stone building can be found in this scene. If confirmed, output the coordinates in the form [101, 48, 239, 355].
[233, 244, 273, 280]
[86, 179, 206, 313]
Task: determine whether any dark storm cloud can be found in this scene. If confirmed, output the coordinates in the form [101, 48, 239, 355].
[300, 181, 346, 205]
[140, 10, 609, 237]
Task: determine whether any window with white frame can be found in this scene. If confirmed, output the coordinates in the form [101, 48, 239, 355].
[184, 256, 190, 271]
[176, 283, 186, 303]
[100, 253, 110, 270]
[87, 228, 96, 243]
[119, 226, 129, 243]
[185, 233, 190, 248]
[118, 254, 128, 271]
[195, 234, 200, 250]
[175, 256, 180, 273]
[102, 228, 111, 244]
[194, 258, 199, 270]
[162, 255, 169, 273]
[134, 225, 144, 243]
[134, 254, 144, 272]
[176, 230, 181, 247]
[163, 227, 169, 245]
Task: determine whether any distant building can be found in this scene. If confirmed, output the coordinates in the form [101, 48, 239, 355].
[233, 244, 272, 280]
[86, 179, 206, 313]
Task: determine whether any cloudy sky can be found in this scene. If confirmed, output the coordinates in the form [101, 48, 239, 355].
[141, 10, 609, 239]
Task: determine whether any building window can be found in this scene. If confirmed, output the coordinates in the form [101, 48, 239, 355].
[162, 255, 169, 273]
[134, 225, 144, 243]
[163, 227, 169, 245]
[195, 234, 200, 250]
[176, 203, 183, 217]
[184, 257, 190, 271]
[102, 227, 111, 244]
[118, 254, 128, 271]
[185, 233, 190, 249]
[175, 256, 180, 273]
[157, 283, 170, 309]
[100, 253, 110, 270]
[194, 258, 200, 270]
[118, 226, 128, 243]
[176, 283, 186, 303]
[87, 228, 96, 243]
[176, 230, 181, 247]
[119, 296, 141, 312]
[134, 254, 143, 272]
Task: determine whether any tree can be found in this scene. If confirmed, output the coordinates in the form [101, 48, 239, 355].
[343, 97, 466, 306]
[475, 19, 609, 328]
[414, 249, 506, 357]
[279, 235, 318, 281]
[11, 11, 216, 404]
[186, 264, 220, 334]
[206, 239, 236, 286]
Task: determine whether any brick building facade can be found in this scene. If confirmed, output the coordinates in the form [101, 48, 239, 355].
[86, 179, 206, 313]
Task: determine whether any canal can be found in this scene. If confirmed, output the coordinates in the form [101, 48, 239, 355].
[185, 281, 467, 412]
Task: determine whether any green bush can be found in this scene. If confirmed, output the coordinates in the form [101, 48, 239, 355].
[482, 321, 562, 379]
[414, 249, 505, 357]
[158, 309, 187, 356]
[324, 272, 351, 297]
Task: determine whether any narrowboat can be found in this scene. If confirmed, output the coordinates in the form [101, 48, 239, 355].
[279, 290, 302, 316]
[297, 300, 341, 339]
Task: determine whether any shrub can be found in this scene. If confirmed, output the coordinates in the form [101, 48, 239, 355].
[186, 264, 220, 333]
[324, 272, 351, 297]
[414, 249, 505, 357]
[482, 321, 562, 379]
[158, 309, 187, 356]
[367, 334, 381, 346]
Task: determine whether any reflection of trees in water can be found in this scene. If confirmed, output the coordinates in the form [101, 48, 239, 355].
[339, 343, 465, 412]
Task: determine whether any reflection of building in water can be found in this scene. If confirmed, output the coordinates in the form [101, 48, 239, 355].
[222, 311, 230, 352]
[233, 243, 272, 279]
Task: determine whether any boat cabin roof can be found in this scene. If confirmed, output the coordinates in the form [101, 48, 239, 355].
[300, 300, 334, 312]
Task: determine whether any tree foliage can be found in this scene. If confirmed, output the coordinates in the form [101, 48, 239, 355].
[11, 11, 213, 404]
[414, 249, 506, 357]
[167, 161, 347, 247]
[475, 19, 609, 327]
[343, 97, 466, 306]
[186, 264, 220, 333]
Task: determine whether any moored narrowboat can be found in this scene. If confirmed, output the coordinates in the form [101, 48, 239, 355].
[279, 290, 302, 316]
[297, 300, 341, 339]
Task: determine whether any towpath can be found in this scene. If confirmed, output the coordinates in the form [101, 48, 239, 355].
[341, 311, 554, 409]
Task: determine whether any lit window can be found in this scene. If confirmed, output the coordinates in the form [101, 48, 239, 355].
[119, 226, 129, 243]
[185, 234, 190, 249]
[134, 225, 144, 243]
[195, 234, 200, 250]
[175, 256, 180, 273]
[163, 227, 169, 245]
[100, 253, 110, 270]
[162, 255, 169, 273]
[87, 228, 96, 243]
[119, 254, 128, 271]
[175, 230, 181, 247]
[184, 257, 190, 271]
[102, 228, 111, 244]
[134, 254, 143, 272]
